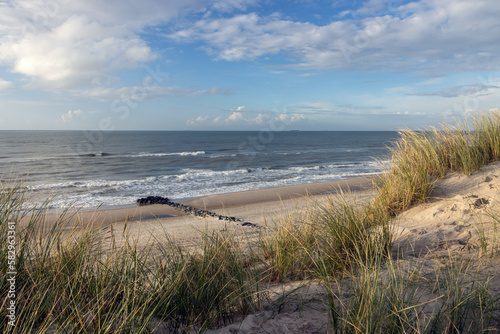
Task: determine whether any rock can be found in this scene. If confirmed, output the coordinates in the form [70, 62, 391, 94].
[137, 196, 172, 206]
[473, 198, 489, 208]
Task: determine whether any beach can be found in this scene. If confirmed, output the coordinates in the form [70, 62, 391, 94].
[36, 177, 376, 249]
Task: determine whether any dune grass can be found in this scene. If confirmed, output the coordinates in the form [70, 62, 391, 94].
[260, 110, 500, 332]
[373, 110, 500, 217]
[258, 192, 392, 283]
[320, 254, 500, 334]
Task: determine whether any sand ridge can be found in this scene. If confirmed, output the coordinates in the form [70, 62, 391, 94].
[394, 161, 500, 258]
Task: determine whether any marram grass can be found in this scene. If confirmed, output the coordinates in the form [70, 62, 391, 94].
[259, 190, 393, 282]
[374, 109, 500, 216]
[260, 110, 500, 332]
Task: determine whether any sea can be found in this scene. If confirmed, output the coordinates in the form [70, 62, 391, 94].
[0, 131, 400, 210]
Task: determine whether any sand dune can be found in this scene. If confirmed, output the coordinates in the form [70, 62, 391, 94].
[207, 163, 500, 334]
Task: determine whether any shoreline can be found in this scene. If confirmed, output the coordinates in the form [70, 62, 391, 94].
[34, 176, 374, 229]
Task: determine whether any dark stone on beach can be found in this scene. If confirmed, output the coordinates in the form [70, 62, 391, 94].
[137, 196, 172, 206]
[473, 198, 489, 208]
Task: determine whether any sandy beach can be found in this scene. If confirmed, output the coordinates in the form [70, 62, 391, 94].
[36, 177, 375, 249]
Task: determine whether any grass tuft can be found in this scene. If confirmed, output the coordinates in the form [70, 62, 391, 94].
[259, 190, 393, 282]
[0, 180, 260, 333]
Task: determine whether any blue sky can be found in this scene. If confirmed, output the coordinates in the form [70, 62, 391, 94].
[0, 0, 499, 131]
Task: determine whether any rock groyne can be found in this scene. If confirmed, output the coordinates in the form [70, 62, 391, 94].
[137, 196, 259, 228]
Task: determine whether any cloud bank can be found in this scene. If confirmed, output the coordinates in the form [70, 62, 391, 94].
[186, 109, 305, 129]
[172, 0, 500, 73]
[2, 0, 500, 92]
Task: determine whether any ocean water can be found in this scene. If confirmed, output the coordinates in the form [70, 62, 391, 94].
[0, 131, 399, 209]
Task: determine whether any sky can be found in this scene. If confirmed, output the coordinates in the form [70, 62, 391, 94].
[0, 0, 500, 131]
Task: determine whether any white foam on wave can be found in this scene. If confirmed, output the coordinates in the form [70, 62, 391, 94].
[29, 179, 128, 191]
[48, 194, 135, 209]
[28, 174, 180, 192]
[31, 160, 386, 209]
[131, 151, 206, 157]
[176, 168, 249, 179]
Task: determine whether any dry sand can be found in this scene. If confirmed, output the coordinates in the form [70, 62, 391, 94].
[393, 161, 500, 259]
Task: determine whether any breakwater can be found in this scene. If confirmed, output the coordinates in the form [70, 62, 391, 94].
[137, 196, 259, 228]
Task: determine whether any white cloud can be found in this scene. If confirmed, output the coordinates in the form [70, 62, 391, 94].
[299, 73, 319, 77]
[0, 0, 206, 89]
[248, 113, 266, 125]
[0, 78, 14, 90]
[275, 113, 305, 123]
[171, 0, 500, 73]
[410, 84, 500, 98]
[61, 109, 85, 122]
[186, 110, 305, 128]
[227, 111, 243, 122]
[64, 0, 206, 28]
[288, 114, 305, 123]
[172, 13, 339, 62]
[186, 115, 208, 126]
[0, 15, 154, 88]
[288, 101, 387, 117]
[212, 116, 223, 124]
[236, 106, 245, 111]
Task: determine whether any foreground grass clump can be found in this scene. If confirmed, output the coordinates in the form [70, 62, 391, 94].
[322, 255, 500, 334]
[0, 182, 260, 333]
[259, 192, 392, 282]
[151, 232, 259, 332]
